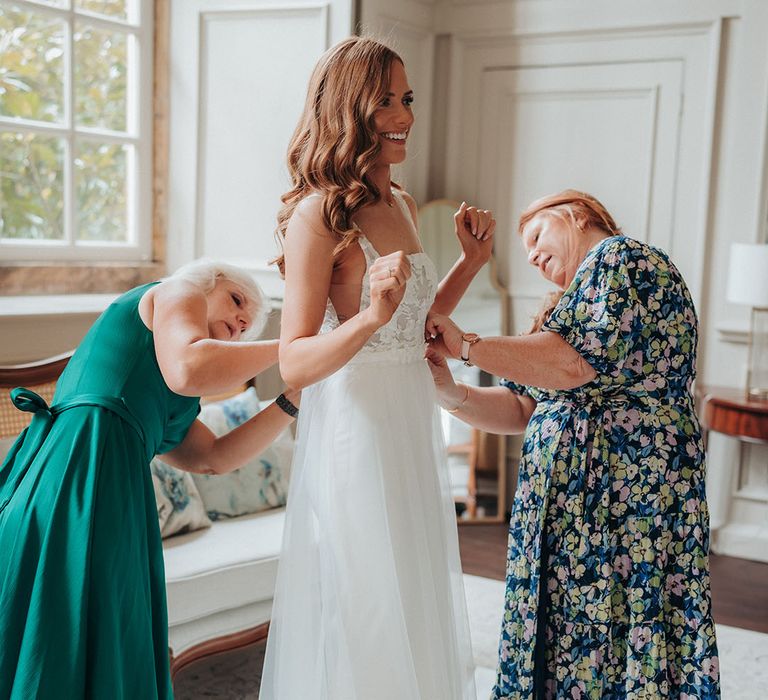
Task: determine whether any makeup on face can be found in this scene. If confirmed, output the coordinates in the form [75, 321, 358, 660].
[374, 61, 414, 163]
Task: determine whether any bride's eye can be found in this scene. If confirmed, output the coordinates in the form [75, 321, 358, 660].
[231, 293, 242, 307]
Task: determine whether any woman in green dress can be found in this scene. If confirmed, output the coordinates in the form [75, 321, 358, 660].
[426, 190, 719, 699]
[0, 260, 300, 699]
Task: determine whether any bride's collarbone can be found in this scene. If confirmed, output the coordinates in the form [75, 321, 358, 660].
[353, 206, 421, 256]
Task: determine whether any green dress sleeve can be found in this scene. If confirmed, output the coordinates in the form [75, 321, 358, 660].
[541, 237, 650, 379]
[157, 399, 201, 454]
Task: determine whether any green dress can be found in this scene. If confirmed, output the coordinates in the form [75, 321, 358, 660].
[0, 283, 200, 699]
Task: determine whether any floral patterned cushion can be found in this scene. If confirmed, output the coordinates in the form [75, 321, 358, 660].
[191, 387, 292, 520]
[151, 458, 212, 538]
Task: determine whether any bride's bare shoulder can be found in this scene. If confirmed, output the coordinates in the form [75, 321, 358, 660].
[287, 194, 335, 250]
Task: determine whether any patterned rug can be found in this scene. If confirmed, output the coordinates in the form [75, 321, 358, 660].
[174, 575, 768, 699]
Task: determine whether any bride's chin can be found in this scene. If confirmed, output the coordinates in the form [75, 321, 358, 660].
[376, 146, 407, 166]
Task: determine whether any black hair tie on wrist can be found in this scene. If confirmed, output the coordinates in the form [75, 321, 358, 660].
[276, 392, 299, 418]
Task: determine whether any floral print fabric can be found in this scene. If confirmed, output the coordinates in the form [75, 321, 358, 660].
[493, 236, 719, 699]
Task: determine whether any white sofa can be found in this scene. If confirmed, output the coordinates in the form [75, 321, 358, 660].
[164, 507, 285, 674]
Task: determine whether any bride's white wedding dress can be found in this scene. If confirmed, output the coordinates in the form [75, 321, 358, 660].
[260, 217, 476, 699]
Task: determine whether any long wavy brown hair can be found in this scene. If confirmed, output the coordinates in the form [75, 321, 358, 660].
[520, 190, 622, 332]
[273, 37, 404, 274]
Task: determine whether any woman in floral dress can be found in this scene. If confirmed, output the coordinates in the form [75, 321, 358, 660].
[426, 190, 719, 699]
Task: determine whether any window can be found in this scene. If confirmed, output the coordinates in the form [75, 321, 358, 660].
[0, 0, 153, 262]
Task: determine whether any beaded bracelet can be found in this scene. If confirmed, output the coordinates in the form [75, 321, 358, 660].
[276, 392, 299, 418]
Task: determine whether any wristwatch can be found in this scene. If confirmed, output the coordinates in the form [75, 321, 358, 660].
[460, 333, 481, 366]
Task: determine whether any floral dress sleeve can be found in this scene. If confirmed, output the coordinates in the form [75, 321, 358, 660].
[541, 236, 652, 381]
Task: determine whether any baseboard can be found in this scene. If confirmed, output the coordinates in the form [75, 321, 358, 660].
[711, 523, 768, 563]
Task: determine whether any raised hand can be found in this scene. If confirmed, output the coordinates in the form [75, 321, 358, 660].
[454, 201, 496, 266]
[366, 251, 412, 329]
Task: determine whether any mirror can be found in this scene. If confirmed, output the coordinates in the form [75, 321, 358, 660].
[419, 199, 509, 524]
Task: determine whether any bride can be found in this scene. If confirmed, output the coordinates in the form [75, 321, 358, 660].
[260, 36, 495, 699]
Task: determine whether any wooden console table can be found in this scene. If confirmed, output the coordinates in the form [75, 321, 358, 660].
[700, 386, 768, 444]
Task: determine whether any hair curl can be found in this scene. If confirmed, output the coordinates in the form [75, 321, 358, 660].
[273, 37, 404, 274]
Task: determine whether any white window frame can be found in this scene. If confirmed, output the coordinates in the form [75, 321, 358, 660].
[0, 0, 153, 263]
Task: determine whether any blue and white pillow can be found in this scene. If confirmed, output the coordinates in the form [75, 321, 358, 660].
[191, 387, 292, 520]
[151, 458, 212, 538]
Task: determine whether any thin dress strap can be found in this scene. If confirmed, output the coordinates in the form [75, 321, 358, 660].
[391, 188, 413, 224]
[356, 233, 379, 267]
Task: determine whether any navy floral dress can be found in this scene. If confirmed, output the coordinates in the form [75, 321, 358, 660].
[492, 236, 719, 699]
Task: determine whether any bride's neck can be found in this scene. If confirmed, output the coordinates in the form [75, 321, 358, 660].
[369, 165, 393, 203]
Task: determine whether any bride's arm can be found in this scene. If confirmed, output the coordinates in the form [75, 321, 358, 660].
[401, 193, 495, 316]
[279, 198, 410, 390]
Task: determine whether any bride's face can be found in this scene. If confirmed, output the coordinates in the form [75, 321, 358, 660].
[373, 60, 414, 167]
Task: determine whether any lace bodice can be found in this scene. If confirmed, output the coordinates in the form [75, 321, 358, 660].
[322, 234, 438, 363]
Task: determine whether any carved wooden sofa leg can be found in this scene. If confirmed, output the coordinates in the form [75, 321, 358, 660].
[169, 622, 271, 680]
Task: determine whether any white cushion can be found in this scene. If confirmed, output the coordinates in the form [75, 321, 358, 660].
[192, 388, 293, 520]
[163, 508, 285, 626]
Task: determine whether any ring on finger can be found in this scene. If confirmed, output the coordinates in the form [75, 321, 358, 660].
[388, 267, 395, 278]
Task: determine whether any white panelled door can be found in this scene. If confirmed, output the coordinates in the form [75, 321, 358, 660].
[445, 25, 720, 329]
[478, 60, 683, 303]
[168, 0, 354, 298]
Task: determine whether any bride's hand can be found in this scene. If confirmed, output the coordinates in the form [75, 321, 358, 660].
[365, 251, 412, 329]
[454, 201, 496, 267]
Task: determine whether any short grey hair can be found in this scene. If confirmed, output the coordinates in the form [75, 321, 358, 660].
[167, 259, 270, 340]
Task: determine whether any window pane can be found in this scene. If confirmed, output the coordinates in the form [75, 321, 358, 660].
[0, 131, 65, 241]
[0, 5, 65, 123]
[75, 0, 127, 21]
[75, 140, 127, 242]
[74, 22, 127, 131]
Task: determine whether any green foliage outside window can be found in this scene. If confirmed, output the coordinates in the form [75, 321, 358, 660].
[0, 1, 133, 246]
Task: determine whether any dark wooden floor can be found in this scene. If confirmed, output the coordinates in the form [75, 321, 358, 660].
[458, 522, 768, 634]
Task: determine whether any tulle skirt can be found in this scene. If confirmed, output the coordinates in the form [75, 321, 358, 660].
[260, 348, 476, 699]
